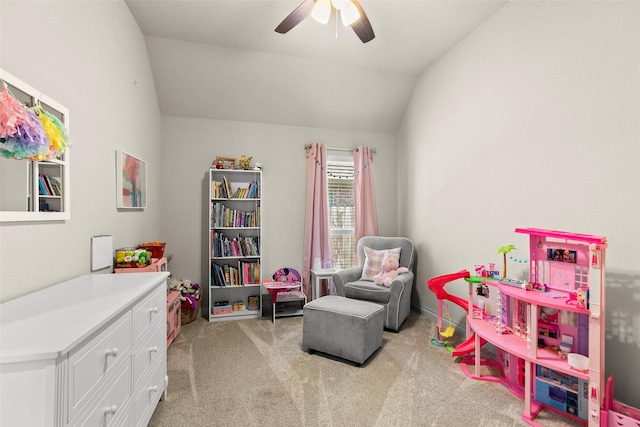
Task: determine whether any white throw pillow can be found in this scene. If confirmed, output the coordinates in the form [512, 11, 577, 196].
[360, 246, 402, 281]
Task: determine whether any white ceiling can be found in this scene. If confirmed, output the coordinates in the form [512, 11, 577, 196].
[125, 0, 507, 133]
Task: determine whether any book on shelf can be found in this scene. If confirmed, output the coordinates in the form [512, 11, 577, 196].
[43, 175, 53, 195]
[212, 263, 241, 286]
[212, 232, 260, 258]
[49, 176, 62, 196]
[222, 176, 232, 199]
[240, 259, 260, 285]
[230, 180, 260, 199]
[212, 263, 226, 287]
[211, 181, 220, 198]
[38, 175, 49, 195]
[211, 202, 259, 228]
[38, 175, 62, 196]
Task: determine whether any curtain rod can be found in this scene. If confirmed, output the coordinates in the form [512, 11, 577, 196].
[304, 144, 376, 155]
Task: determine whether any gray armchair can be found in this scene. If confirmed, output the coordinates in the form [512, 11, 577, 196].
[333, 236, 416, 331]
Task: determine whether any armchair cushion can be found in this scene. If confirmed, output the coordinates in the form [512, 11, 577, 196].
[360, 246, 402, 281]
[344, 279, 391, 304]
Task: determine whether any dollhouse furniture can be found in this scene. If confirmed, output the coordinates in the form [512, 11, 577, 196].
[302, 295, 384, 365]
[332, 236, 415, 331]
[0, 272, 170, 427]
[463, 228, 607, 427]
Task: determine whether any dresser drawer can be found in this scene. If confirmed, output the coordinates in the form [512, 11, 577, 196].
[132, 286, 165, 346]
[71, 363, 131, 427]
[68, 312, 132, 421]
[132, 322, 165, 390]
[130, 359, 166, 427]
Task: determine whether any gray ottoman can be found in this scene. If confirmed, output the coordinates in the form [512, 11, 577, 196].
[302, 295, 384, 365]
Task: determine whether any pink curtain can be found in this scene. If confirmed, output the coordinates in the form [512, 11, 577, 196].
[354, 146, 378, 253]
[302, 143, 331, 299]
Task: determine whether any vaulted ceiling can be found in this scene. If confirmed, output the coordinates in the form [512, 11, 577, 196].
[125, 0, 507, 134]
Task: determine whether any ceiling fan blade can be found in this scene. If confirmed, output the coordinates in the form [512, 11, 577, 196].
[350, 0, 375, 43]
[275, 0, 316, 34]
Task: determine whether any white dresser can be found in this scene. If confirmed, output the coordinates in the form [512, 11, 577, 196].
[0, 272, 170, 427]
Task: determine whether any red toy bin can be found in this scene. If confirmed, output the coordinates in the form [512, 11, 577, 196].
[138, 242, 166, 259]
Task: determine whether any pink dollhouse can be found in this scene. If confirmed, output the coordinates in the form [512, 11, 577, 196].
[461, 228, 610, 426]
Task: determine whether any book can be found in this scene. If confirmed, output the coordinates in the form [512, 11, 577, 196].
[222, 176, 232, 199]
[38, 175, 49, 195]
[212, 263, 226, 286]
[42, 175, 54, 195]
[49, 177, 62, 196]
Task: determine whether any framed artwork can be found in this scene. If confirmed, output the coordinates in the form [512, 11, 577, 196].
[116, 150, 146, 209]
[215, 156, 236, 170]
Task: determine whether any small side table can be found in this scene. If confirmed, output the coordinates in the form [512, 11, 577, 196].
[311, 268, 338, 300]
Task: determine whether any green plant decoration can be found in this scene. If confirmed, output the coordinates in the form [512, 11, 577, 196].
[497, 244, 516, 278]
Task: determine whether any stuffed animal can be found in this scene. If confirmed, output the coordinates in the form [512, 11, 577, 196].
[168, 278, 201, 310]
[373, 253, 408, 287]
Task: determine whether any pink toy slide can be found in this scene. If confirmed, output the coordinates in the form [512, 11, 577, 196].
[427, 270, 487, 356]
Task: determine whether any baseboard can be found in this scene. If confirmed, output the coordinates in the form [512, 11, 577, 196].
[410, 302, 466, 337]
[411, 302, 496, 356]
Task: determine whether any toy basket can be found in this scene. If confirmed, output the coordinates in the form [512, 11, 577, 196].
[114, 247, 151, 268]
[138, 242, 166, 259]
[181, 298, 201, 325]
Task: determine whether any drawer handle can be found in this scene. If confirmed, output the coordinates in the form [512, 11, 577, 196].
[105, 348, 119, 358]
[149, 385, 159, 393]
[150, 306, 159, 314]
[149, 345, 159, 354]
[104, 405, 118, 415]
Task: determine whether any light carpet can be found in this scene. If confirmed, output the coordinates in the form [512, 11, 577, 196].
[149, 311, 582, 426]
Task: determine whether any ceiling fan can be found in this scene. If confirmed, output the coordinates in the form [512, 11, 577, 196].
[275, 0, 375, 43]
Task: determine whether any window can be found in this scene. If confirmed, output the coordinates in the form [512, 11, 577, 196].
[327, 158, 355, 269]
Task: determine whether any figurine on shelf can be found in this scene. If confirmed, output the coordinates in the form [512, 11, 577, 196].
[240, 155, 252, 170]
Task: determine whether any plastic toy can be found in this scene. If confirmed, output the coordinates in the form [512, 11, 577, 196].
[240, 155, 252, 170]
[272, 267, 301, 283]
[497, 244, 516, 278]
[439, 306, 455, 339]
[168, 277, 201, 310]
[431, 229, 640, 426]
[427, 270, 488, 356]
[604, 376, 640, 426]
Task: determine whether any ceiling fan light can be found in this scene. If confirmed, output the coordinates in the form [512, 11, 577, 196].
[311, 0, 331, 24]
[340, 1, 360, 26]
[331, 0, 349, 10]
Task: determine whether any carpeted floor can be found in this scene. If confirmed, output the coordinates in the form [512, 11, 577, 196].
[149, 311, 582, 426]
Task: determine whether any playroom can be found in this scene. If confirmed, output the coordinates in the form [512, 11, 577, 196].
[1, 1, 639, 426]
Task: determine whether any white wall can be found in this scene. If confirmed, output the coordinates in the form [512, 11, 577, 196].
[160, 116, 398, 292]
[399, 0, 639, 408]
[0, 0, 162, 301]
